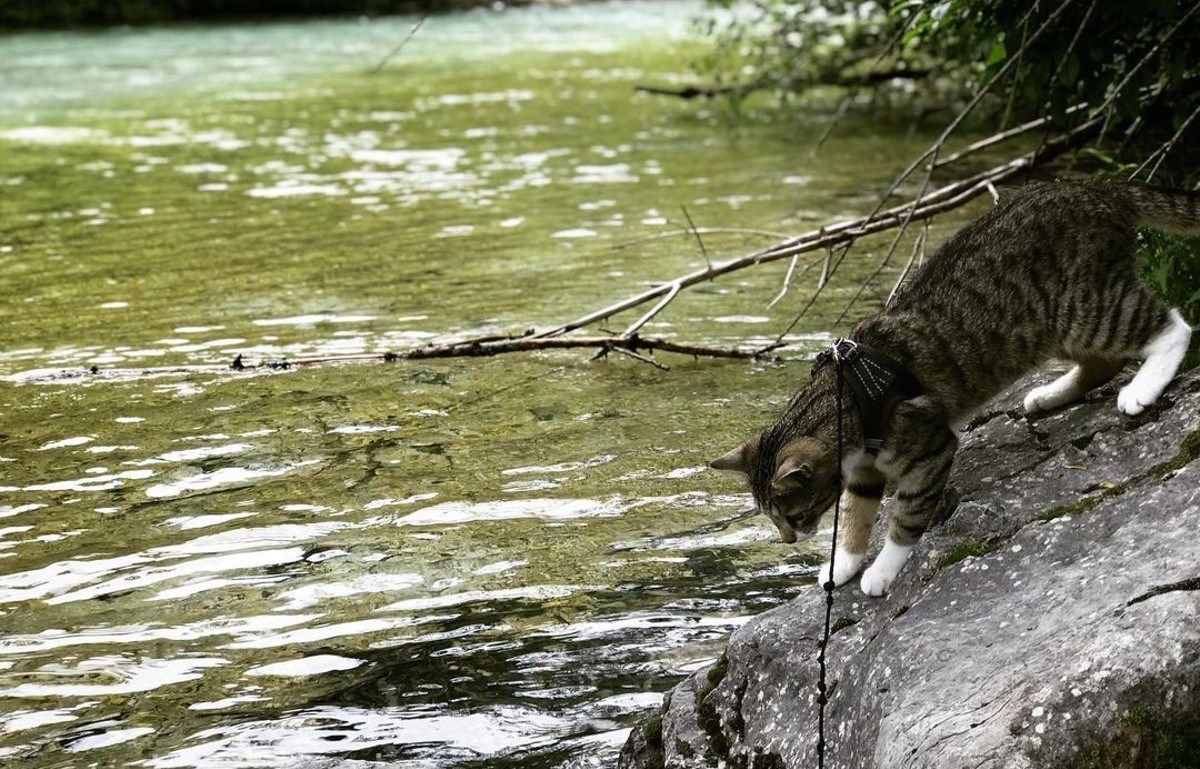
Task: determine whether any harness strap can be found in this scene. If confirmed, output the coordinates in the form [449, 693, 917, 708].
[812, 339, 924, 455]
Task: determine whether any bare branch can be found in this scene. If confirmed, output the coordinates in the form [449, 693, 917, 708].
[623, 283, 682, 337]
[680, 205, 711, 270]
[887, 219, 929, 306]
[1128, 100, 1200, 182]
[609, 346, 671, 371]
[371, 15, 426, 74]
[931, 103, 1086, 169]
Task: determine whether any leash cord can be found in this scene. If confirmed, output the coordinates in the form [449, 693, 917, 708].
[816, 351, 845, 768]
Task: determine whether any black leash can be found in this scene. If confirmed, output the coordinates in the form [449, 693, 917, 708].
[812, 337, 922, 766]
[816, 346, 846, 769]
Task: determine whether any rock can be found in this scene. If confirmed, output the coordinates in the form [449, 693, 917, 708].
[620, 366, 1200, 769]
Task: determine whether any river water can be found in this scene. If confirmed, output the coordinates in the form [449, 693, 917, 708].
[0, 3, 981, 767]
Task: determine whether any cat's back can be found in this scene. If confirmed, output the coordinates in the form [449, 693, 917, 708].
[889, 181, 1139, 310]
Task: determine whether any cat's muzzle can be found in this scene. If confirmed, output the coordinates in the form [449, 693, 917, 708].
[773, 519, 799, 543]
[765, 509, 812, 544]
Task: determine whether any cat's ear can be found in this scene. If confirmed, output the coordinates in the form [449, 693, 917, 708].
[770, 455, 814, 491]
[710, 443, 751, 478]
[770, 439, 822, 491]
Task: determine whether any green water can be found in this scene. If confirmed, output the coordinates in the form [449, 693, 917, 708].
[0, 3, 985, 767]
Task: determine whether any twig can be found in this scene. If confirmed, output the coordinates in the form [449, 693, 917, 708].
[680, 205, 711, 270]
[767, 251, 832, 308]
[817, 245, 833, 289]
[623, 283, 681, 336]
[931, 103, 1086, 169]
[887, 219, 929, 306]
[634, 66, 931, 103]
[371, 15, 426, 74]
[813, 5, 928, 154]
[634, 79, 769, 100]
[765, 111, 1104, 346]
[768, 254, 801, 309]
[812, 90, 859, 154]
[877, 0, 1076, 213]
[1128, 100, 1200, 182]
[610, 346, 670, 371]
[13, 335, 776, 384]
[381, 335, 769, 362]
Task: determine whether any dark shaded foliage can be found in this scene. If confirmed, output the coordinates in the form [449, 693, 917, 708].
[0, 0, 501, 28]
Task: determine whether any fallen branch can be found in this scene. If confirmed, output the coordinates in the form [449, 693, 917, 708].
[12, 335, 775, 384]
[635, 67, 931, 102]
[532, 111, 1103, 346]
[635, 79, 769, 100]
[392, 334, 772, 363]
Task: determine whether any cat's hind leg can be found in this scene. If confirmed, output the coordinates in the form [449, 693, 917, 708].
[1023, 355, 1124, 415]
[817, 461, 883, 588]
[1118, 308, 1192, 416]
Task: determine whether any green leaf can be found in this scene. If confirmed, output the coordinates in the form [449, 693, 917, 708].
[985, 39, 1006, 66]
[1060, 54, 1079, 85]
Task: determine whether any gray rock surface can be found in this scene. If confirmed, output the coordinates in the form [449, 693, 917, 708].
[620, 366, 1200, 769]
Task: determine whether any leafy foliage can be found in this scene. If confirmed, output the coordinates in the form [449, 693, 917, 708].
[697, 1, 938, 98]
[700, 0, 1200, 336]
[700, 0, 1200, 133]
[1138, 230, 1200, 329]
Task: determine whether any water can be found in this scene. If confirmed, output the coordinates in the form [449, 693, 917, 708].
[0, 2, 985, 767]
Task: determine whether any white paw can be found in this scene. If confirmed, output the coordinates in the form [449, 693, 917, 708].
[860, 565, 896, 596]
[1117, 383, 1152, 416]
[1023, 385, 1055, 414]
[817, 551, 864, 588]
[1024, 377, 1078, 414]
[858, 539, 914, 596]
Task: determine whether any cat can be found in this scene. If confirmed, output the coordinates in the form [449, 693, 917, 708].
[711, 181, 1197, 596]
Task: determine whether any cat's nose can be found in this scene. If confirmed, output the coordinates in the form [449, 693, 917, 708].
[773, 520, 798, 543]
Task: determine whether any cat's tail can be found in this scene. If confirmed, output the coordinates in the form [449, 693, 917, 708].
[1124, 183, 1200, 236]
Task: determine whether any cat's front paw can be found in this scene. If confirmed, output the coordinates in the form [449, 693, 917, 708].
[1117, 383, 1152, 416]
[817, 550, 864, 588]
[858, 540, 914, 596]
[860, 565, 896, 596]
[1023, 383, 1061, 414]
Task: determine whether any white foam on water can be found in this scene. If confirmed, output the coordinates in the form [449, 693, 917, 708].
[244, 654, 363, 677]
[0, 656, 227, 698]
[144, 459, 321, 499]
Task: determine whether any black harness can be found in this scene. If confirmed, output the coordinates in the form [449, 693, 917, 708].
[811, 338, 925, 456]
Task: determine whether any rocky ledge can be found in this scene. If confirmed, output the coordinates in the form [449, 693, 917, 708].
[621, 366, 1200, 769]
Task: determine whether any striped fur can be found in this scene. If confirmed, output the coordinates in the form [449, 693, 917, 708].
[711, 181, 1196, 595]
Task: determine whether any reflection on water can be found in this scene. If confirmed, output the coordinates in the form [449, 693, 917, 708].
[0, 1, 985, 767]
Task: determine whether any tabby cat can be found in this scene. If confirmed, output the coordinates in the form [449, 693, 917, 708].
[712, 181, 1196, 596]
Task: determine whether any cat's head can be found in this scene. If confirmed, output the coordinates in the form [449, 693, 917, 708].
[710, 434, 839, 543]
